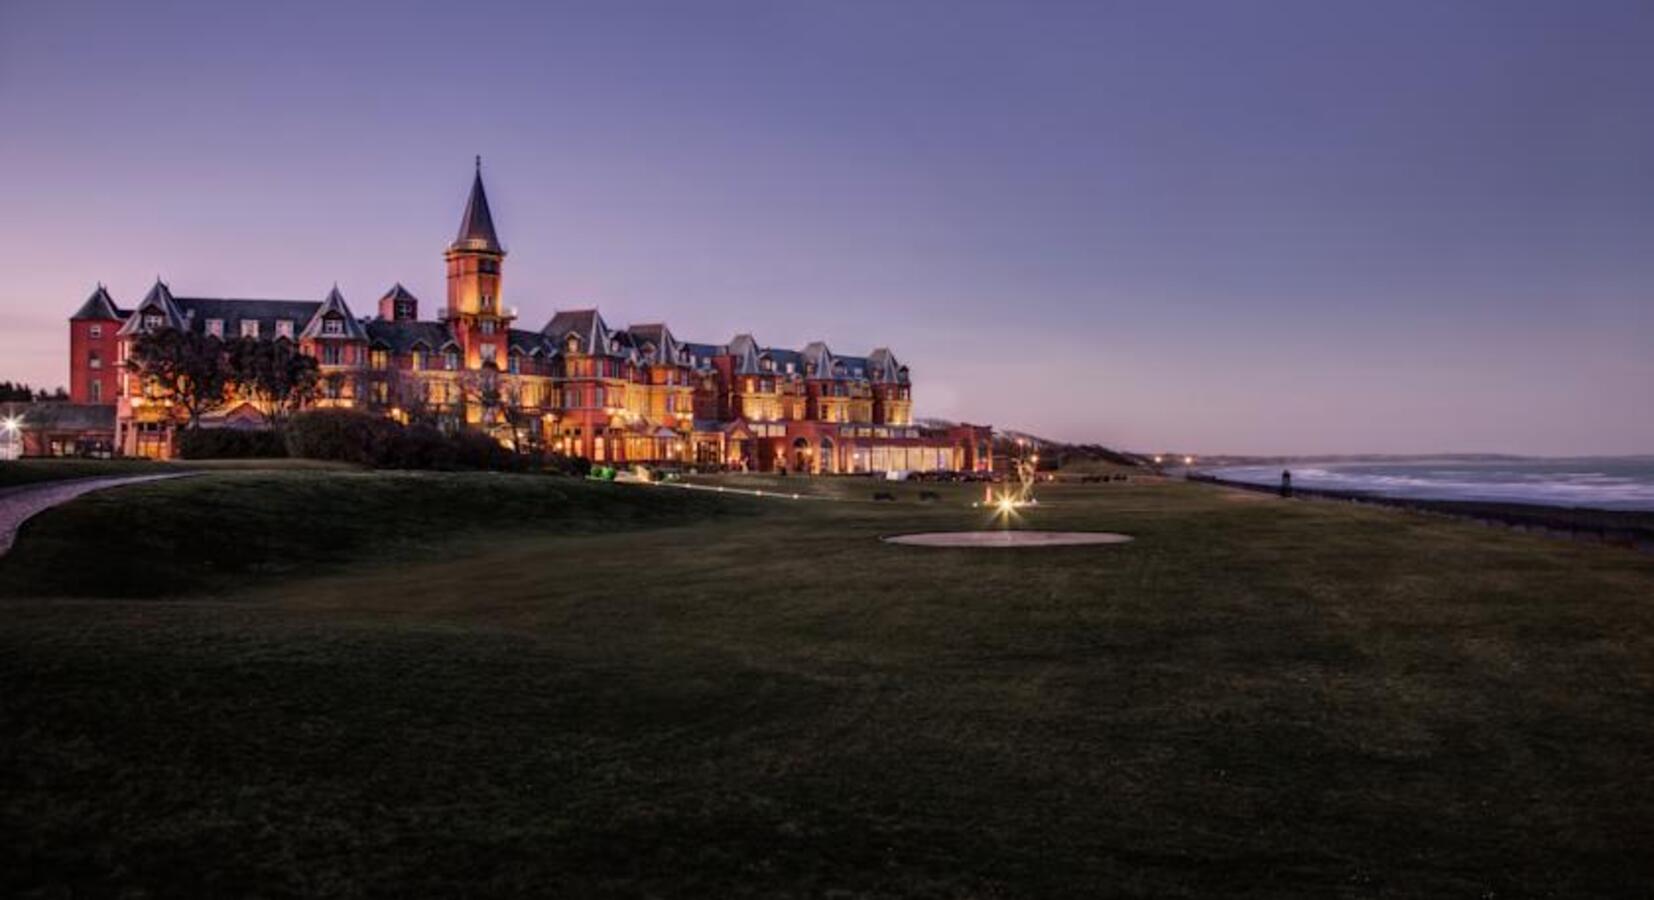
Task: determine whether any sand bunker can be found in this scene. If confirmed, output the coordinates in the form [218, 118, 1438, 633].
[882, 530, 1134, 548]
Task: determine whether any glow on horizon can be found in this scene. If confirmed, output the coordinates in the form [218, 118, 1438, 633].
[1, 1, 1650, 456]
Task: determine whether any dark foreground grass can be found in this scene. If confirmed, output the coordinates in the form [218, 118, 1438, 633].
[2, 474, 1653, 897]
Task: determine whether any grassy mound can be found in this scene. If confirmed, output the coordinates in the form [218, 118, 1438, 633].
[0, 469, 757, 598]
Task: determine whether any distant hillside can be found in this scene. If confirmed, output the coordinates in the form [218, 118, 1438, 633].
[917, 420, 1146, 469]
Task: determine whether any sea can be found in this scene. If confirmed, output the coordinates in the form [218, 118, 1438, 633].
[1203, 458, 1654, 512]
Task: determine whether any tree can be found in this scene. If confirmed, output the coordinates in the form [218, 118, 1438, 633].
[126, 329, 230, 428]
[227, 338, 320, 425]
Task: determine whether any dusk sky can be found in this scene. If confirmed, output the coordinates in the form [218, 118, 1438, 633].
[1, 0, 1649, 455]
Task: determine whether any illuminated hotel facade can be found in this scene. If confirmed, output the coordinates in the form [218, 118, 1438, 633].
[66, 164, 993, 472]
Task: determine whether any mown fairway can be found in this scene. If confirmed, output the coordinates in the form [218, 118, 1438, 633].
[3, 467, 1653, 897]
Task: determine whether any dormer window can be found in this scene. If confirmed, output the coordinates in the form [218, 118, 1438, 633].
[785, 362, 795, 374]
[205, 319, 224, 338]
[566, 335, 581, 354]
[444, 350, 459, 370]
[320, 318, 340, 337]
[508, 352, 521, 374]
[760, 357, 773, 371]
[241, 320, 260, 338]
[610, 338, 621, 353]
[143, 313, 165, 330]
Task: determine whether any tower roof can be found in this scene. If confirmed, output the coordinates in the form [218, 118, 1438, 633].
[451, 157, 503, 254]
[71, 284, 123, 320]
[301, 285, 370, 341]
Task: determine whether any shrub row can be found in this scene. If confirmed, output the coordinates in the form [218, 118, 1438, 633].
[176, 427, 288, 459]
[280, 409, 590, 475]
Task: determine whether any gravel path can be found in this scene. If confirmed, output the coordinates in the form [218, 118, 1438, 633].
[0, 474, 190, 557]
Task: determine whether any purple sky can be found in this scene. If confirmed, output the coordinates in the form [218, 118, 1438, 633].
[2, 0, 1649, 455]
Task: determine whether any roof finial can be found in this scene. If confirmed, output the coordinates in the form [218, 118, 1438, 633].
[475, 154, 482, 174]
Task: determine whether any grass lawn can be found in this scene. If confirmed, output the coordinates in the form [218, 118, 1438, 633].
[2, 470, 1652, 896]
[0, 457, 174, 488]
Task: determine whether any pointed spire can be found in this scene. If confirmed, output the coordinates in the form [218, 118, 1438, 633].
[71, 283, 121, 320]
[451, 158, 502, 253]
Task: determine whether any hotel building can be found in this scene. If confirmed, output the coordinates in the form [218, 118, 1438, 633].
[66, 164, 992, 473]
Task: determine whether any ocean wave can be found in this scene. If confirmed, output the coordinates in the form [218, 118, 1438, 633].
[1205, 462, 1654, 511]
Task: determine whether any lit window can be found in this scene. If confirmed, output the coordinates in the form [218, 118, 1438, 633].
[481, 344, 497, 366]
[241, 320, 259, 338]
[205, 319, 224, 338]
[411, 350, 425, 370]
[370, 348, 389, 370]
[278, 319, 296, 339]
[444, 350, 458, 370]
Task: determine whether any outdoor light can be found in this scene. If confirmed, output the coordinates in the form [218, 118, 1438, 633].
[1, 415, 19, 433]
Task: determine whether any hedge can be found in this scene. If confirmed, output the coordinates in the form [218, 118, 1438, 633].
[176, 427, 288, 459]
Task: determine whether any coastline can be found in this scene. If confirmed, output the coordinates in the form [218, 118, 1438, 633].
[1187, 472, 1654, 553]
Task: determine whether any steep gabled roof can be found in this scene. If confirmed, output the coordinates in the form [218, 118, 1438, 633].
[364, 320, 454, 354]
[451, 158, 503, 254]
[801, 341, 834, 378]
[542, 308, 621, 356]
[71, 285, 124, 321]
[867, 348, 903, 383]
[116, 280, 187, 336]
[300, 286, 370, 340]
[507, 328, 548, 354]
[174, 297, 321, 339]
[626, 323, 688, 366]
[726, 333, 763, 374]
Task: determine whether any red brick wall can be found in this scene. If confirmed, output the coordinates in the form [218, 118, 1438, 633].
[69, 318, 120, 405]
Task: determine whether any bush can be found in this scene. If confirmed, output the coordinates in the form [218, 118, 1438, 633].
[282, 409, 584, 475]
[283, 409, 400, 466]
[176, 427, 288, 459]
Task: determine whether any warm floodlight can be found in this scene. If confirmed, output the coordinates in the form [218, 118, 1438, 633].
[0, 415, 20, 434]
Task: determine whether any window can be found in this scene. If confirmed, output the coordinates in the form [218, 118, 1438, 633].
[371, 381, 389, 404]
[480, 294, 493, 312]
[444, 350, 459, 370]
[144, 313, 165, 330]
[593, 386, 606, 408]
[321, 318, 341, 336]
[481, 344, 497, 366]
[324, 378, 341, 399]
[89, 325, 102, 339]
[277, 319, 296, 339]
[322, 345, 342, 365]
[205, 319, 223, 338]
[89, 380, 102, 403]
[241, 320, 259, 338]
[785, 362, 794, 374]
[396, 301, 414, 320]
[507, 352, 520, 374]
[88, 350, 102, 370]
[370, 348, 389, 370]
[480, 319, 496, 335]
[411, 350, 425, 370]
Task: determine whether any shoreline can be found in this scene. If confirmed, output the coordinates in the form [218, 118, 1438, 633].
[1187, 472, 1654, 553]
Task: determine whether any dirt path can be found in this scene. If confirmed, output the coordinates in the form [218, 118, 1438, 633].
[0, 474, 190, 557]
